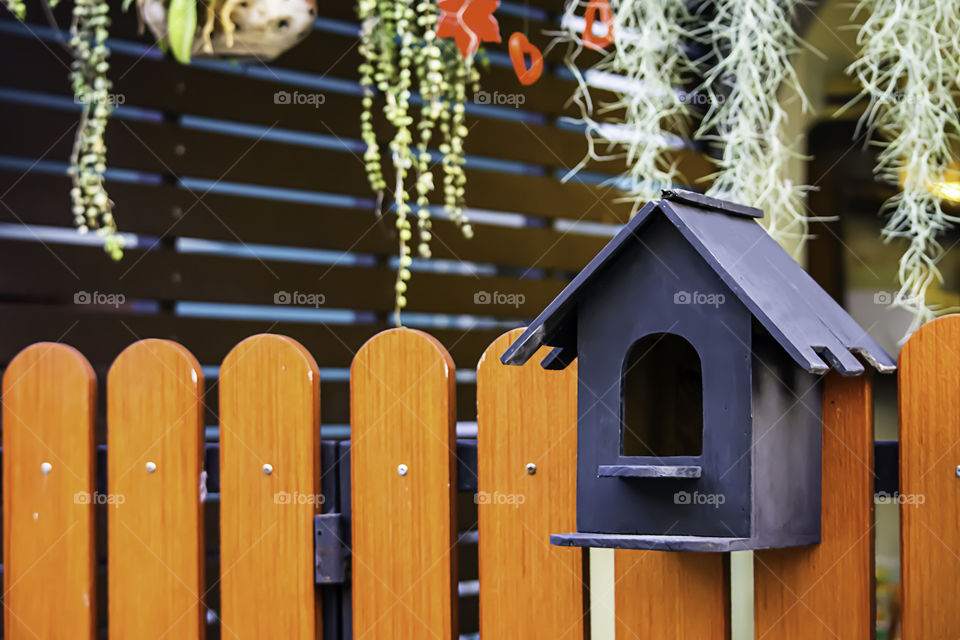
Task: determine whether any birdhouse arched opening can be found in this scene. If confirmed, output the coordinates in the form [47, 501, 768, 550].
[620, 332, 703, 458]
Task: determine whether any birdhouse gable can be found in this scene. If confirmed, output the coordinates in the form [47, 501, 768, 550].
[501, 190, 895, 376]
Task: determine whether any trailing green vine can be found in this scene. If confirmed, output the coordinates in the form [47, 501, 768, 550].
[846, 0, 960, 336]
[3, 0, 295, 262]
[69, 0, 123, 259]
[358, 0, 478, 325]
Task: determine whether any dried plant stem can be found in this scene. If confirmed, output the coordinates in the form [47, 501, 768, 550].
[847, 0, 960, 336]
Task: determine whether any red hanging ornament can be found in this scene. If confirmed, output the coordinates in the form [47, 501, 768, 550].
[508, 32, 543, 86]
[436, 0, 502, 58]
[582, 0, 614, 51]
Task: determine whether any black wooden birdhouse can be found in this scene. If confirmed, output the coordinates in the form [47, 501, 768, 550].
[501, 190, 895, 551]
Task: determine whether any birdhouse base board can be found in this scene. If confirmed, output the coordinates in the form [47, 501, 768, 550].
[550, 532, 819, 552]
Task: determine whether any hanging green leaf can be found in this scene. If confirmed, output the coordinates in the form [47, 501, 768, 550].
[121, 0, 135, 12]
[166, 0, 197, 64]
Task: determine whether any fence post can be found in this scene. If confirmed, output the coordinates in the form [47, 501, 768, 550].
[107, 339, 206, 639]
[219, 334, 321, 639]
[2, 343, 97, 640]
[476, 328, 585, 640]
[350, 328, 458, 639]
[753, 371, 874, 638]
[899, 314, 960, 638]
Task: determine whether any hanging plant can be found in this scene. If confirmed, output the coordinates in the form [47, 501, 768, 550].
[695, 0, 811, 254]
[358, 0, 486, 325]
[3, 0, 315, 263]
[561, 0, 811, 249]
[138, 0, 316, 62]
[561, 0, 694, 212]
[68, 0, 123, 259]
[845, 0, 960, 336]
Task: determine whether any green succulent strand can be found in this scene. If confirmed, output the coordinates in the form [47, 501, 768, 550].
[69, 0, 122, 260]
[3, 0, 27, 19]
[357, 0, 477, 325]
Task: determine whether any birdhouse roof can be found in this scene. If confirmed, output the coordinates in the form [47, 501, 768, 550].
[501, 190, 896, 375]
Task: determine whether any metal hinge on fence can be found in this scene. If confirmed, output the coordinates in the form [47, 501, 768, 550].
[315, 513, 350, 584]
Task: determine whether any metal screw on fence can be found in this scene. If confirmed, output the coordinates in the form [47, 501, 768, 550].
[263, 463, 273, 476]
[526, 463, 537, 475]
[40, 462, 52, 475]
[145, 461, 157, 474]
[397, 464, 408, 477]
[955, 464, 960, 478]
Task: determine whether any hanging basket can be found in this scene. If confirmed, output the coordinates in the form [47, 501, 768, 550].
[140, 0, 317, 61]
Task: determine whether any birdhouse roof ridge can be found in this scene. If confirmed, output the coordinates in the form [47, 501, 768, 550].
[500, 192, 896, 375]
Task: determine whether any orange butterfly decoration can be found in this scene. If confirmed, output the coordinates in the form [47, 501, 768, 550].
[437, 0, 502, 58]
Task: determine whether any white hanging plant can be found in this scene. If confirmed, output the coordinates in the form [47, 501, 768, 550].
[845, 0, 960, 336]
[561, 0, 693, 213]
[694, 0, 811, 255]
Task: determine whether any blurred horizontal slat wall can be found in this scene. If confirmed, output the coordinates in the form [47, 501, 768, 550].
[0, 2, 712, 636]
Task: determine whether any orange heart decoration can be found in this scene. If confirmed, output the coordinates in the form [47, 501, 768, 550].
[583, 0, 614, 51]
[508, 32, 543, 86]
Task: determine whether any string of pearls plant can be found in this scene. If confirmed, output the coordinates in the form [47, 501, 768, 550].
[70, 0, 123, 260]
[358, 0, 478, 325]
[695, 0, 811, 256]
[846, 0, 960, 336]
[2, 0, 123, 259]
[561, 0, 693, 214]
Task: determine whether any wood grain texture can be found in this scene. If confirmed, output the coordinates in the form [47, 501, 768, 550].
[2, 343, 97, 640]
[899, 315, 960, 639]
[754, 371, 874, 639]
[107, 339, 206, 640]
[615, 550, 729, 639]
[218, 334, 321, 639]
[351, 328, 458, 640]
[476, 329, 585, 640]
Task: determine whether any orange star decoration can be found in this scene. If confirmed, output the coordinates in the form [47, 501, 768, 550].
[437, 0, 502, 58]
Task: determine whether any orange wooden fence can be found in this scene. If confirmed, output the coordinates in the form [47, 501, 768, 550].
[1, 319, 958, 639]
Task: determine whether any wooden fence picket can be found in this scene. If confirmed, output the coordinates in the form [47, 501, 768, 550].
[754, 371, 874, 638]
[218, 334, 321, 639]
[899, 314, 960, 638]
[476, 329, 584, 640]
[2, 343, 97, 640]
[615, 551, 729, 638]
[350, 328, 458, 640]
[107, 339, 206, 639]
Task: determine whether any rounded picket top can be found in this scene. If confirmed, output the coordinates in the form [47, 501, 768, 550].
[218, 333, 321, 640]
[4, 341, 95, 391]
[897, 312, 960, 638]
[477, 327, 525, 374]
[899, 312, 960, 367]
[221, 333, 320, 384]
[106, 338, 205, 639]
[350, 327, 457, 640]
[352, 327, 455, 382]
[108, 338, 203, 389]
[475, 327, 584, 640]
[3, 342, 97, 640]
